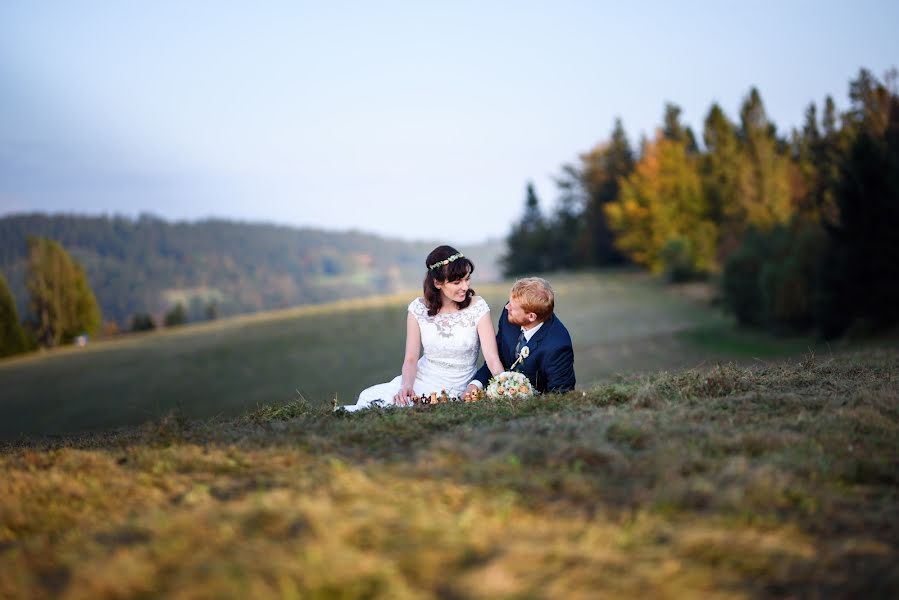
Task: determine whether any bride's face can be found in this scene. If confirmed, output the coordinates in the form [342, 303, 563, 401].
[435, 271, 471, 304]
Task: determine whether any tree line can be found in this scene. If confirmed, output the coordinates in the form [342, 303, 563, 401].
[0, 216, 504, 357]
[0, 215, 503, 332]
[504, 68, 898, 339]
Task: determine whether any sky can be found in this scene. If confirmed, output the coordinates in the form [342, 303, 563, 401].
[2, 1, 898, 244]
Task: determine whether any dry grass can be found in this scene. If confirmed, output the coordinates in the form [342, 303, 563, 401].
[2, 349, 897, 598]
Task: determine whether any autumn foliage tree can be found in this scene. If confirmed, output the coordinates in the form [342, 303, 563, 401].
[0, 271, 28, 357]
[26, 237, 102, 347]
[702, 103, 742, 256]
[605, 108, 717, 279]
[734, 88, 795, 231]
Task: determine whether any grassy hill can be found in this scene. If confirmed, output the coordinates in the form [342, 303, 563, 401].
[0, 213, 504, 325]
[0, 272, 822, 440]
[1, 350, 896, 598]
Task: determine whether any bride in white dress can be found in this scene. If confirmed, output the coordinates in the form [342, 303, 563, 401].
[342, 245, 504, 412]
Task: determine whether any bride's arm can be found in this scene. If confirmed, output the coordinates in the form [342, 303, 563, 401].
[477, 312, 504, 376]
[396, 314, 422, 404]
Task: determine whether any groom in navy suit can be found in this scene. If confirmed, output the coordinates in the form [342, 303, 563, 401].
[467, 277, 575, 395]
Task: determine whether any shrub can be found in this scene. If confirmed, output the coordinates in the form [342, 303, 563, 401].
[164, 303, 187, 327]
[661, 237, 703, 283]
[130, 312, 157, 332]
[722, 222, 826, 333]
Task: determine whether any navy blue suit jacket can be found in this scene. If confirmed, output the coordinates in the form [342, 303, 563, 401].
[474, 308, 576, 393]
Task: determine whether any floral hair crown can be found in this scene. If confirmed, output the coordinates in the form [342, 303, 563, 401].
[428, 252, 464, 270]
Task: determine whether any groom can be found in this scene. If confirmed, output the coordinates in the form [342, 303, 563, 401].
[466, 277, 575, 396]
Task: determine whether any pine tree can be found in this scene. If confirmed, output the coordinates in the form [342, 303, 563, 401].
[503, 182, 550, 276]
[792, 97, 843, 223]
[0, 271, 28, 357]
[816, 69, 899, 337]
[548, 163, 586, 269]
[792, 102, 821, 217]
[577, 118, 635, 265]
[817, 95, 844, 224]
[663, 103, 699, 154]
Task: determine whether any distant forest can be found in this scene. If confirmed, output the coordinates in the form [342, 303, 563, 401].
[0, 214, 503, 327]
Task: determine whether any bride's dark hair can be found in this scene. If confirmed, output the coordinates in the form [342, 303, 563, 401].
[423, 245, 475, 316]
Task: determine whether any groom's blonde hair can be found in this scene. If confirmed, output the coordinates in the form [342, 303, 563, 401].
[511, 277, 554, 322]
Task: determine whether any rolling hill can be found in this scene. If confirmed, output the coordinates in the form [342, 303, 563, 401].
[0, 272, 824, 440]
[0, 213, 504, 327]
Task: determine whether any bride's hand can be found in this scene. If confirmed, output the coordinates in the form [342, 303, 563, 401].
[394, 386, 415, 406]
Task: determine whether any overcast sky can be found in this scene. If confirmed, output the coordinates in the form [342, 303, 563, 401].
[2, 1, 897, 243]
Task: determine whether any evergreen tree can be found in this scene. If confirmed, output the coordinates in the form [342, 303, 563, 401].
[26, 237, 102, 347]
[663, 103, 699, 154]
[548, 163, 586, 269]
[503, 182, 550, 276]
[817, 95, 844, 224]
[577, 118, 635, 265]
[817, 69, 899, 337]
[793, 97, 843, 223]
[792, 102, 822, 217]
[0, 271, 28, 357]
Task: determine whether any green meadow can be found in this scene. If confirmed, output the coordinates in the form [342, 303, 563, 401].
[1, 272, 817, 440]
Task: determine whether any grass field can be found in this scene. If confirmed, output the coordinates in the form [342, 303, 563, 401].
[1, 350, 896, 598]
[0, 271, 836, 439]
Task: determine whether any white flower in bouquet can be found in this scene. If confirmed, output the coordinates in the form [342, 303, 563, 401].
[486, 371, 535, 400]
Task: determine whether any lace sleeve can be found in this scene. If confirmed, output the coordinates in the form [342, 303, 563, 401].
[470, 296, 490, 321]
[408, 297, 429, 321]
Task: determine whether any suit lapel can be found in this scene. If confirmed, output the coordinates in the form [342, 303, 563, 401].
[522, 315, 554, 352]
[501, 311, 556, 370]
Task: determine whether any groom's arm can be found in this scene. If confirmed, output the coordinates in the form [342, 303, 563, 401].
[542, 342, 576, 393]
[473, 363, 491, 388]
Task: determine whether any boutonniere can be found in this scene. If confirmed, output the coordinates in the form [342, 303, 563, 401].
[509, 345, 529, 371]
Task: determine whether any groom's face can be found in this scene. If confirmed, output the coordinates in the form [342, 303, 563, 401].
[506, 296, 537, 327]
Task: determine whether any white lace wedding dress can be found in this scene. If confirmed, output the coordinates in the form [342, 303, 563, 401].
[342, 296, 491, 412]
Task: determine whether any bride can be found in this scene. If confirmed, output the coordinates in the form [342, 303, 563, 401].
[341, 245, 504, 411]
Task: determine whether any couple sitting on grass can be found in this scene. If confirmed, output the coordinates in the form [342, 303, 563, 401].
[340, 245, 575, 412]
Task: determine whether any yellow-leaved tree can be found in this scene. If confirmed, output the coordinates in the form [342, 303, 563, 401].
[733, 88, 794, 230]
[605, 130, 718, 278]
[26, 237, 102, 347]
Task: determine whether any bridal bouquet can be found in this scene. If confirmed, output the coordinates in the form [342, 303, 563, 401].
[486, 371, 535, 400]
